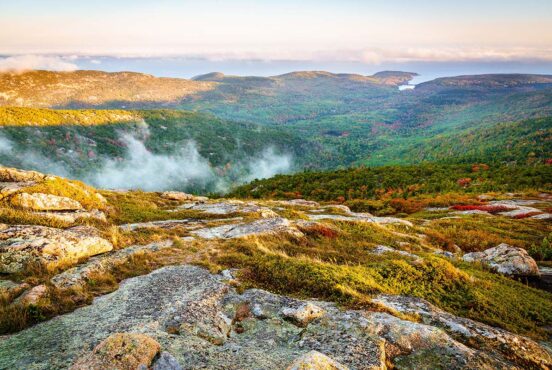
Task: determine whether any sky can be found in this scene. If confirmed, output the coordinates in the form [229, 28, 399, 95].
[0, 0, 551, 78]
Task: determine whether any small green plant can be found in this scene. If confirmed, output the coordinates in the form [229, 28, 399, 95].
[528, 234, 552, 261]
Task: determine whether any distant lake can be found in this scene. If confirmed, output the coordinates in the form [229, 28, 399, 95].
[398, 84, 415, 91]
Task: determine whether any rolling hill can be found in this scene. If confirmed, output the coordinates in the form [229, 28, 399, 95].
[1, 70, 551, 189]
[0, 70, 216, 108]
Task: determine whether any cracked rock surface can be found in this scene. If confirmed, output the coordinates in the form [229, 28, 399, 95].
[1, 265, 550, 370]
[0, 224, 113, 273]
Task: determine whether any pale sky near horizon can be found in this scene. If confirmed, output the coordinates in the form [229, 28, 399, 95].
[1, 0, 551, 60]
[0, 0, 551, 76]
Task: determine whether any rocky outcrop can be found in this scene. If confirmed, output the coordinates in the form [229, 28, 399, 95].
[0, 279, 28, 298]
[0, 167, 46, 183]
[373, 295, 552, 369]
[0, 225, 113, 273]
[191, 217, 303, 239]
[496, 202, 544, 218]
[286, 351, 348, 370]
[281, 302, 325, 327]
[119, 219, 211, 232]
[372, 245, 419, 260]
[51, 239, 180, 289]
[34, 209, 107, 224]
[277, 199, 321, 208]
[1, 265, 549, 369]
[462, 243, 540, 276]
[161, 191, 208, 202]
[70, 333, 161, 370]
[309, 213, 413, 227]
[179, 200, 277, 217]
[13, 284, 48, 305]
[304, 204, 415, 227]
[10, 192, 83, 211]
[0, 167, 109, 226]
[0, 181, 35, 200]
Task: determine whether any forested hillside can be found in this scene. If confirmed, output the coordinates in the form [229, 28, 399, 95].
[230, 163, 552, 201]
[1, 71, 552, 191]
[0, 108, 317, 191]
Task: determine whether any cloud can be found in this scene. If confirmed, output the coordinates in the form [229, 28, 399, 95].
[243, 148, 291, 182]
[55, 47, 552, 63]
[1, 46, 552, 70]
[0, 135, 13, 154]
[87, 135, 216, 191]
[0, 128, 293, 193]
[0, 55, 78, 72]
[313, 47, 552, 64]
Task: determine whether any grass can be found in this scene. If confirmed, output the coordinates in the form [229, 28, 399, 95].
[17, 177, 108, 211]
[0, 207, 73, 228]
[101, 190, 224, 224]
[0, 239, 204, 334]
[197, 220, 552, 340]
[423, 215, 551, 252]
[1, 177, 551, 345]
[0, 107, 140, 126]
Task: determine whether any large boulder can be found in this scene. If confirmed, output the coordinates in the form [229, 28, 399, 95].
[0, 167, 46, 183]
[1, 265, 549, 369]
[0, 181, 35, 200]
[281, 302, 325, 327]
[0, 225, 113, 273]
[13, 284, 48, 305]
[152, 351, 183, 370]
[51, 239, 180, 290]
[161, 191, 208, 202]
[373, 294, 552, 369]
[462, 243, 540, 276]
[70, 333, 160, 370]
[10, 192, 83, 211]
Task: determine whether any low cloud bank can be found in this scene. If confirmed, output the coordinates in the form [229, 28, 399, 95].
[0, 136, 13, 154]
[0, 132, 292, 193]
[243, 147, 291, 183]
[0, 55, 78, 72]
[86, 135, 216, 191]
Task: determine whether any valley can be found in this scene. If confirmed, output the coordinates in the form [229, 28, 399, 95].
[0, 70, 551, 190]
[0, 69, 551, 369]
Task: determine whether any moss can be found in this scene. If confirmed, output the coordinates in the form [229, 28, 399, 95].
[0, 107, 140, 126]
[0, 240, 202, 335]
[203, 226, 552, 339]
[426, 215, 550, 252]
[0, 207, 72, 228]
[20, 177, 107, 211]
[101, 190, 216, 224]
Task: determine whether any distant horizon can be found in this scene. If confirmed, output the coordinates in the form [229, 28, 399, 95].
[1, 55, 551, 84]
[2, 1, 552, 66]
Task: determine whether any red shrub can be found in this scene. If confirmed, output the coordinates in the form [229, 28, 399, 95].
[471, 163, 489, 172]
[389, 198, 424, 214]
[513, 212, 542, 219]
[301, 224, 339, 239]
[457, 178, 472, 187]
[451, 205, 514, 214]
